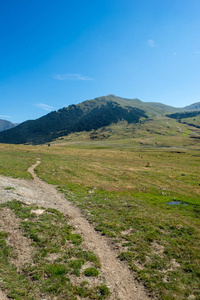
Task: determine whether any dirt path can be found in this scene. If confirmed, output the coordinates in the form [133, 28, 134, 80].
[0, 290, 9, 300]
[0, 160, 151, 300]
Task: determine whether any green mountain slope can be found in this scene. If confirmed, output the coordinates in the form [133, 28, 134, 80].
[184, 102, 200, 111]
[167, 111, 200, 128]
[93, 95, 181, 115]
[0, 99, 147, 145]
[0, 94, 199, 145]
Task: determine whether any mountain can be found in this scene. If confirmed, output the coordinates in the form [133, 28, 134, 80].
[0, 98, 148, 144]
[0, 95, 199, 145]
[96, 95, 181, 115]
[184, 102, 200, 111]
[0, 119, 17, 132]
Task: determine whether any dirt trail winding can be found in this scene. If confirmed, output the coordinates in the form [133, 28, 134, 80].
[0, 160, 151, 300]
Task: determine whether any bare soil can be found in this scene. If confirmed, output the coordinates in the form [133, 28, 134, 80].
[0, 160, 152, 300]
[0, 207, 34, 270]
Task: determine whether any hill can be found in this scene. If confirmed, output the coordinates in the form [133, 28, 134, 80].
[0, 119, 17, 132]
[166, 110, 200, 128]
[184, 101, 200, 111]
[94, 95, 181, 115]
[0, 94, 199, 145]
[0, 98, 147, 144]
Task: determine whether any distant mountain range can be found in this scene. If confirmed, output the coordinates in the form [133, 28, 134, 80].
[0, 119, 18, 132]
[0, 95, 199, 145]
[184, 102, 200, 111]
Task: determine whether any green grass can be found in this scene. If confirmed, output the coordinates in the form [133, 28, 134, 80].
[179, 115, 200, 128]
[0, 140, 199, 299]
[54, 116, 200, 149]
[36, 145, 200, 299]
[84, 267, 100, 277]
[0, 200, 109, 299]
[4, 186, 15, 190]
[0, 144, 38, 179]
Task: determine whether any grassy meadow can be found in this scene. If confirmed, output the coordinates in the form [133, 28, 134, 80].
[54, 116, 200, 149]
[0, 200, 109, 299]
[0, 132, 200, 299]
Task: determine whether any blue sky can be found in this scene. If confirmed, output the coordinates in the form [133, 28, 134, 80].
[0, 0, 200, 123]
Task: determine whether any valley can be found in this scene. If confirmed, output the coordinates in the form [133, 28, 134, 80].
[0, 95, 199, 299]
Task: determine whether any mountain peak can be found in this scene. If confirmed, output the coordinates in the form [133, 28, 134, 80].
[107, 94, 117, 97]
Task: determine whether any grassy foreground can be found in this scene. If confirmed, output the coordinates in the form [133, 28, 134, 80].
[0, 142, 200, 299]
[0, 200, 110, 299]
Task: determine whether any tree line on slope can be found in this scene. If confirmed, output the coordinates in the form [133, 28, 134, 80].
[0, 101, 148, 145]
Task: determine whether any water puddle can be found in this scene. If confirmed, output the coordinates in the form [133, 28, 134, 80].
[166, 201, 188, 206]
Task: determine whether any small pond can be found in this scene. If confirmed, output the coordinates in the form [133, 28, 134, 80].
[166, 201, 188, 206]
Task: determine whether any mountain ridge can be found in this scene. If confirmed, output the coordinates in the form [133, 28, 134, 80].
[0, 95, 199, 145]
[0, 98, 148, 144]
[184, 102, 200, 111]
